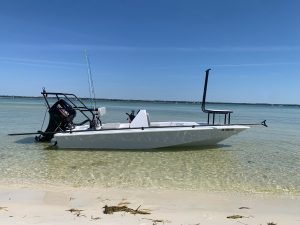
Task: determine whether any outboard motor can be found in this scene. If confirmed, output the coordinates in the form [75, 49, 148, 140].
[36, 99, 76, 142]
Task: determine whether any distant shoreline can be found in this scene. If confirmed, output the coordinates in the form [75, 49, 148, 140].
[0, 95, 299, 107]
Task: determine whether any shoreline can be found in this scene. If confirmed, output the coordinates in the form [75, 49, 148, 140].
[1, 95, 300, 107]
[1, 184, 299, 225]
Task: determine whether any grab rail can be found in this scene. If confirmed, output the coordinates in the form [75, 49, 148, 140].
[201, 69, 233, 125]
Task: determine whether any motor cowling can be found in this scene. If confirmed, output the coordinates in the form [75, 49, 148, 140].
[36, 99, 76, 142]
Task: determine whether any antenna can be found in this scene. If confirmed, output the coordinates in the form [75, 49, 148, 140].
[84, 50, 96, 110]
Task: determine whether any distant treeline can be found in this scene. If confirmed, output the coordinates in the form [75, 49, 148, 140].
[0, 95, 299, 107]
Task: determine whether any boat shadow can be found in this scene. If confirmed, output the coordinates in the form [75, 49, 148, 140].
[9, 137, 231, 152]
[156, 144, 231, 152]
[11, 137, 232, 152]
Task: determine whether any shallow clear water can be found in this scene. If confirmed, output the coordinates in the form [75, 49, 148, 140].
[0, 97, 299, 195]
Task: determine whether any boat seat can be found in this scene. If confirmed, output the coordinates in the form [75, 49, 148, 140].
[130, 110, 150, 128]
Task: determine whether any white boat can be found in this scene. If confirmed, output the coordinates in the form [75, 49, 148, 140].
[10, 69, 266, 149]
[52, 113, 248, 149]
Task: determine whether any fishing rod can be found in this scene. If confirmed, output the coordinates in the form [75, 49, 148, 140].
[8, 120, 267, 136]
[85, 50, 96, 110]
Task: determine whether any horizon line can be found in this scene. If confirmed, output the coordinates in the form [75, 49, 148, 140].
[1, 94, 299, 107]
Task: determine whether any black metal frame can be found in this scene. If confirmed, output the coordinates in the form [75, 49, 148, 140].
[41, 88, 99, 128]
[202, 69, 233, 125]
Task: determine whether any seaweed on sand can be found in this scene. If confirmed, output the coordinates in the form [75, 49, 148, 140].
[0, 207, 8, 211]
[227, 215, 244, 219]
[90, 215, 101, 220]
[142, 217, 171, 225]
[239, 206, 250, 209]
[103, 204, 150, 215]
[66, 208, 85, 217]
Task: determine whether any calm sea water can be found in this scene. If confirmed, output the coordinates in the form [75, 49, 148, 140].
[0, 97, 299, 195]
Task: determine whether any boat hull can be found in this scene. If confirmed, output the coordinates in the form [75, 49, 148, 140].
[53, 125, 249, 149]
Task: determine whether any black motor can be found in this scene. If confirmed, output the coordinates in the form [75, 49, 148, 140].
[36, 99, 76, 142]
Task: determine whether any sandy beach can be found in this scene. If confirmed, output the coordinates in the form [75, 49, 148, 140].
[0, 185, 299, 225]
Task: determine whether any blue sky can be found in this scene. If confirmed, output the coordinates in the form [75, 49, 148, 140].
[0, 0, 299, 104]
